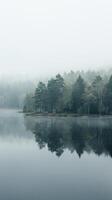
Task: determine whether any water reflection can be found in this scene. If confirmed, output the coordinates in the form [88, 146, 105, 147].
[0, 110, 112, 200]
[24, 116, 112, 157]
[0, 109, 33, 141]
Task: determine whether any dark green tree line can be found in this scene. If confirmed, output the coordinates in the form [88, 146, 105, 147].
[23, 72, 112, 115]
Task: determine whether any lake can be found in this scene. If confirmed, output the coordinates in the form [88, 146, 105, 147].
[0, 109, 112, 200]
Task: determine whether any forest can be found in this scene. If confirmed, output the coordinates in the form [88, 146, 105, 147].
[23, 70, 112, 115]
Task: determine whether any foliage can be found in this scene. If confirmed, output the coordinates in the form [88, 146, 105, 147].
[71, 75, 85, 113]
[103, 75, 112, 114]
[23, 71, 112, 115]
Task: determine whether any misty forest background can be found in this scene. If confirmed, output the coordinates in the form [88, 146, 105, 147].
[1, 69, 112, 115]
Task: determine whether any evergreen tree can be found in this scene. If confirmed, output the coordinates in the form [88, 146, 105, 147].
[34, 82, 47, 112]
[71, 75, 85, 113]
[83, 86, 97, 114]
[103, 75, 112, 114]
[47, 74, 64, 112]
[92, 75, 104, 114]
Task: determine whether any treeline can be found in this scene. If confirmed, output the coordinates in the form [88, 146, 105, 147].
[23, 71, 112, 115]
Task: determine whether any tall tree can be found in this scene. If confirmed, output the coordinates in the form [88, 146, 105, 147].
[47, 74, 64, 112]
[71, 75, 85, 113]
[103, 75, 112, 114]
[34, 82, 47, 112]
[92, 75, 104, 114]
[83, 86, 97, 114]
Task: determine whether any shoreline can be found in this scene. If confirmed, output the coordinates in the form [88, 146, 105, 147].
[21, 111, 112, 118]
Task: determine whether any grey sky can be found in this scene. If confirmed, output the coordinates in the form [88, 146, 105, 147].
[0, 0, 112, 78]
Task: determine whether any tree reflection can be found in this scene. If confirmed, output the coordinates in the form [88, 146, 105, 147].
[24, 117, 112, 158]
[33, 121, 64, 156]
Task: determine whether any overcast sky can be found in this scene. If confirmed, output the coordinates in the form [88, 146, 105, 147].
[0, 0, 112, 78]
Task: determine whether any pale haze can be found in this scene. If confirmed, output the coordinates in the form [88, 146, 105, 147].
[0, 0, 112, 78]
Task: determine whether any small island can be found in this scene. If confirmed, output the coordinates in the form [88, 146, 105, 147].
[23, 70, 112, 116]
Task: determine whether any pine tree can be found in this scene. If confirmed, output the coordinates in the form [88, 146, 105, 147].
[71, 75, 85, 113]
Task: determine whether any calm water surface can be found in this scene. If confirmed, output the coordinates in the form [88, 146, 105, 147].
[0, 109, 112, 200]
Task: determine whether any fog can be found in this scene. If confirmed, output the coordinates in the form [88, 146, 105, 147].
[0, 0, 112, 79]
